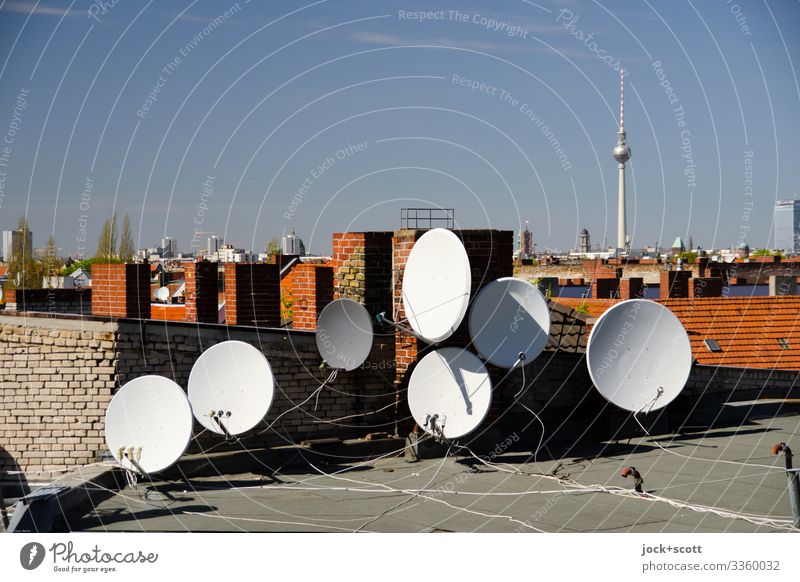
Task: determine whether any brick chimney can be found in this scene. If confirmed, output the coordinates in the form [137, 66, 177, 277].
[285, 264, 334, 330]
[660, 270, 691, 299]
[223, 263, 280, 327]
[91, 263, 151, 319]
[619, 277, 644, 300]
[689, 277, 723, 298]
[593, 278, 620, 299]
[184, 260, 218, 323]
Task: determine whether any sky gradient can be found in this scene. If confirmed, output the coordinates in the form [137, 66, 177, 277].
[0, 0, 798, 257]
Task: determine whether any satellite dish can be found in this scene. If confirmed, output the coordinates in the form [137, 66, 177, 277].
[188, 340, 275, 436]
[407, 347, 492, 440]
[586, 299, 692, 413]
[104, 375, 192, 474]
[402, 228, 471, 343]
[155, 286, 170, 302]
[316, 299, 373, 371]
[469, 277, 550, 368]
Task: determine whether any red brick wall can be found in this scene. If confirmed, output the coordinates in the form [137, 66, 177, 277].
[151, 304, 186, 321]
[91, 263, 151, 319]
[223, 263, 280, 327]
[184, 260, 218, 323]
[283, 264, 334, 330]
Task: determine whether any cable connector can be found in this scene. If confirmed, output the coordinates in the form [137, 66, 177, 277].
[772, 442, 793, 470]
[621, 466, 644, 493]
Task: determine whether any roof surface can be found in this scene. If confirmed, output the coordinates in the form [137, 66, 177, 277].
[554, 296, 800, 371]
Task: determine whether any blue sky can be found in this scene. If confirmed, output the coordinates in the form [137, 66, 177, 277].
[0, 0, 798, 256]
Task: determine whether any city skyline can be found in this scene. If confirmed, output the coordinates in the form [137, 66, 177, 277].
[0, 1, 797, 256]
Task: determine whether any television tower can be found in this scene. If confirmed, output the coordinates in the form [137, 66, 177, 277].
[612, 66, 631, 253]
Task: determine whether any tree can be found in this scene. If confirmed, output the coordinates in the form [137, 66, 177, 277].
[118, 214, 135, 262]
[266, 238, 281, 255]
[752, 248, 782, 258]
[95, 213, 118, 261]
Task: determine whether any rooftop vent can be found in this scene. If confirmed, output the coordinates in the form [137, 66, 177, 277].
[778, 338, 790, 350]
[704, 339, 721, 352]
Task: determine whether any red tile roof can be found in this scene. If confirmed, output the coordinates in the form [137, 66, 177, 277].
[554, 296, 800, 371]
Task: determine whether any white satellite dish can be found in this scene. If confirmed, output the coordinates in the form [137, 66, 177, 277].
[188, 340, 275, 436]
[586, 299, 692, 413]
[104, 375, 193, 474]
[316, 299, 373, 371]
[402, 228, 471, 344]
[155, 286, 170, 302]
[469, 277, 551, 368]
[407, 347, 492, 440]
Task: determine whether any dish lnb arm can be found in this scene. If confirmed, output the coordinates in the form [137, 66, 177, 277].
[424, 413, 447, 441]
[376, 312, 430, 343]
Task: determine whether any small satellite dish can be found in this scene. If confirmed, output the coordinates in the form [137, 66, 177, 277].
[316, 299, 373, 371]
[104, 375, 193, 474]
[586, 299, 692, 413]
[188, 340, 275, 436]
[407, 347, 492, 440]
[469, 277, 550, 368]
[402, 228, 471, 343]
[155, 286, 170, 302]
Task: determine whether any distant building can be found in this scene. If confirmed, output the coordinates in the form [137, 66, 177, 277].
[215, 244, 257, 263]
[737, 241, 750, 259]
[518, 221, 533, 259]
[42, 267, 91, 290]
[578, 228, 591, 254]
[282, 228, 306, 256]
[2, 227, 32, 261]
[161, 237, 177, 258]
[672, 237, 686, 254]
[207, 235, 222, 256]
[774, 199, 800, 253]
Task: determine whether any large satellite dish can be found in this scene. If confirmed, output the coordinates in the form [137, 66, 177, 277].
[188, 340, 275, 436]
[104, 375, 193, 474]
[407, 347, 492, 440]
[402, 228, 471, 344]
[586, 299, 692, 413]
[155, 286, 170, 302]
[316, 298, 373, 371]
[469, 277, 551, 368]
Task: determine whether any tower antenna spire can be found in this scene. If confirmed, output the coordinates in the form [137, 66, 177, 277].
[620, 65, 625, 132]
